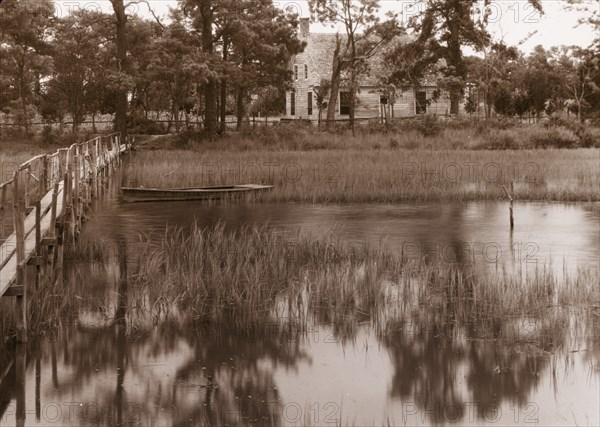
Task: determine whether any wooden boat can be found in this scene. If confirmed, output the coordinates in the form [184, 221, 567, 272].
[120, 184, 273, 203]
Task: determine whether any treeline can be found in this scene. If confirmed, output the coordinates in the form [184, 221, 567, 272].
[0, 0, 304, 137]
[0, 0, 599, 139]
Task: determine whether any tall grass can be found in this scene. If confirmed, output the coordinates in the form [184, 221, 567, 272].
[125, 148, 600, 202]
[2, 223, 597, 349]
[126, 224, 599, 341]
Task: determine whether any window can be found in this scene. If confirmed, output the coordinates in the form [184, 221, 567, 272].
[416, 91, 427, 114]
[294, 65, 298, 81]
[380, 95, 388, 105]
[304, 64, 309, 80]
[339, 91, 351, 115]
[307, 91, 313, 115]
[290, 90, 296, 116]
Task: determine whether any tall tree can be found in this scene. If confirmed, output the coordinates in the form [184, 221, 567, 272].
[310, 0, 398, 132]
[0, 0, 54, 134]
[182, 0, 219, 138]
[391, 0, 542, 115]
[109, 0, 129, 135]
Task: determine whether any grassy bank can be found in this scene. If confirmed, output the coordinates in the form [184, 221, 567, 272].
[125, 148, 600, 202]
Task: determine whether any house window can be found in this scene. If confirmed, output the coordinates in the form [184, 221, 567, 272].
[304, 64, 308, 80]
[416, 91, 427, 114]
[380, 95, 388, 105]
[290, 90, 296, 116]
[294, 65, 298, 81]
[339, 91, 351, 115]
[307, 91, 313, 115]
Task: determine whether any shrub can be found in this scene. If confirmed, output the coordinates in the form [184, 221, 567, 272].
[128, 117, 167, 135]
[40, 125, 59, 145]
[488, 129, 519, 149]
[529, 126, 579, 148]
[389, 138, 399, 149]
[578, 127, 600, 148]
[174, 130, 201, 147]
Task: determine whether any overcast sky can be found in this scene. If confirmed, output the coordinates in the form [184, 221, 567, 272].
[53, 0, 598, 53]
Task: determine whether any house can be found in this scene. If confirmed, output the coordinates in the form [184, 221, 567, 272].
[285, 18, 455, 121]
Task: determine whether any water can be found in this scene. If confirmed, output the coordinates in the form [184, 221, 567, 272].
[1, 192, 599, 426]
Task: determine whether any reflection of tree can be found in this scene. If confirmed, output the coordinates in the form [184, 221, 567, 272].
[381, 315, 466, 424]
[170, 322, 309, 426]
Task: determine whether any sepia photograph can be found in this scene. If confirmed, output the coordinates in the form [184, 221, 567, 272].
[0, 0, 599, 425]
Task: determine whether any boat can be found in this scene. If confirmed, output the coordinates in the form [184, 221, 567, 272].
[120, 184, 273, 203]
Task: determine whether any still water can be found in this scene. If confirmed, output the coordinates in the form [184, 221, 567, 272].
[1, 192, 599, 426]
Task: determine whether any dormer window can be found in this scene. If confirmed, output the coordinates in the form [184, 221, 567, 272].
[304, 64, 308, 80]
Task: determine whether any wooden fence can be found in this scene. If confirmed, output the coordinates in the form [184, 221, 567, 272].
[0, 133, 132, 342]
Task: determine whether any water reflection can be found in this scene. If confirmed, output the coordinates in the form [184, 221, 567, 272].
[1, 180, 599, 426]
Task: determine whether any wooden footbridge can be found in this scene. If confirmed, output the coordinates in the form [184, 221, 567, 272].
[0, 133, 131, 341]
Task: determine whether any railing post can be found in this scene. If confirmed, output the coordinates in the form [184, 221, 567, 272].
[24, 165, 30, 212]
[0, 182, 7, 210]
[34, 201, 41, 290]
[40, 155, 48, 196]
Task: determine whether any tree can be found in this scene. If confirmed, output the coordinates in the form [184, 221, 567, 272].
[46, 12, 106, 132]
[226, 1, 304, 129]
[181, 0, 220, 139]
[109, 0, 130, 135]
[0, 0, 54, 134]
[313, 79, 331, 127]
[310, 0, 399, 133]
[395, 0, 542, 115]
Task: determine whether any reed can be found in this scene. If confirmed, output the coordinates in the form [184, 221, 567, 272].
[2, 223, 597, 349]
[125, 148, 600, 202]
[126, 224, 599, 339]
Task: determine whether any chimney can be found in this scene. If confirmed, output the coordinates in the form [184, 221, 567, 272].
[299, 18, 310, 39]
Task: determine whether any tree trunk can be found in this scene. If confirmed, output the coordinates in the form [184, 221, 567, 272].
[349, 31, 357, 136]
[447, 0, 463, 116]
[220, 38, 229, 135]
[236, 86, 245, 130]
[326, 36, 343, 128]
[201, 1, 217, 139]
[111, 0, 129, 136]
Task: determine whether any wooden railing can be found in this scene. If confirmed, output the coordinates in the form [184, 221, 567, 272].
[0, 133, 132, 342]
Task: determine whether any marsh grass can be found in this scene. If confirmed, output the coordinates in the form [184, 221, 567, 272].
[125, 224, 599, 342]
[125, 148, 600, 202]
[2, 223, 598, 350]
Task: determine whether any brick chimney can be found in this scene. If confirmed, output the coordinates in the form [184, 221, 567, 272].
[299, 18, 310, 39]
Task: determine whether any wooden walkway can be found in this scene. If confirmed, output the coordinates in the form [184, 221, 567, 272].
[0, 133, 131, 341]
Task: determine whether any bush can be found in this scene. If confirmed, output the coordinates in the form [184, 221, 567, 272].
[40, 125, 59, 145]
[388, 114, 442, 137]
[578, 127, 600, 148]
[487, 129, 519, 149]
[174, 130, 202, 147]
[529, 126, 579, 148]
[128, 117, 167, 135]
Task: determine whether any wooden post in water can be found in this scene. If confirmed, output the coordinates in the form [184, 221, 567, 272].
[15, 343, 26, 427]
[502, 183, 514, 230]
[12, 171, 27, 342]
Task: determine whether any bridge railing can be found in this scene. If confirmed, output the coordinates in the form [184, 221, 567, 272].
[0, 132, 132, 342]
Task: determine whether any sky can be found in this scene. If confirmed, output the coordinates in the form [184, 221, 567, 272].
[52, 0, 598, 53]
